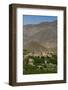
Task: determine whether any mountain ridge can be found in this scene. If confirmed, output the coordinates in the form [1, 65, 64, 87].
[23, 20, 57, 53]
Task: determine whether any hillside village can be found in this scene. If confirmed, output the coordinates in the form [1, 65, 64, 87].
[23, 49, 57, 74]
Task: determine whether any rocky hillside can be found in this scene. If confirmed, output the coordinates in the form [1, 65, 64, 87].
[23, 20, 57, 53]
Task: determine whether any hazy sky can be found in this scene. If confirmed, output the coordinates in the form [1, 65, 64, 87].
[23, 15, 57, 25]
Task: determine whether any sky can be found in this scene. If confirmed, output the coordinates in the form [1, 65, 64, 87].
[23, 15, 57, 25]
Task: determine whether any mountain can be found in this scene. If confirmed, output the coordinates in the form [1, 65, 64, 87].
[25, 41, 47, 52]
[23, 20, 57, 53]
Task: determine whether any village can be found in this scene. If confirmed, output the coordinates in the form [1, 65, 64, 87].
[23, 49, 57, 74]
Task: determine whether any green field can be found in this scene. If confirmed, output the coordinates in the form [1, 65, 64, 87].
[23, 50, 57, 75]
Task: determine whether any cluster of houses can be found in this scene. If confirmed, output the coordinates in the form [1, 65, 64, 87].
[24, 49, 56, 66]
[24, 49, 55, 57]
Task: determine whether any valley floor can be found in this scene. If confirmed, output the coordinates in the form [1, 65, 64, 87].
[23, 51, 57, 75]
